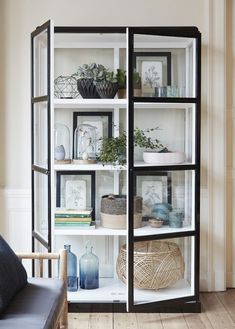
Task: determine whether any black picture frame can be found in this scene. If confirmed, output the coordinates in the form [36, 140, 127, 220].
[133, 52, 171, 94]
[134, 171, 172, 220]
[56, 170, 96, 220]
[72, 111, 113, 158]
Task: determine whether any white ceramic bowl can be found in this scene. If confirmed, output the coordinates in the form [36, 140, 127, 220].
[143, 151, 185, 164]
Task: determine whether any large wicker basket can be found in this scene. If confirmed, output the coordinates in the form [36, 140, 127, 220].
[116, 240, 185, 290]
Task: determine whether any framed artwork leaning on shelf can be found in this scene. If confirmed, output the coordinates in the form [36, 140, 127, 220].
[133, 52, 171, 96]
[56, 170, 96, 220]
[134, 171, 172, 219]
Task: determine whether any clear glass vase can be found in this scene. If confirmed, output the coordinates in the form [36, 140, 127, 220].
[79, 242, 99, 289]
[54, 123, 71, 161]
[64, 244, 78, 292]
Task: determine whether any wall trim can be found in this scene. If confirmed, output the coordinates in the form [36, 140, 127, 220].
[206, 0, 227, 291]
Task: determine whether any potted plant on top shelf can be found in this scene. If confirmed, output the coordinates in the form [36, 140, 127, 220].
[116, 68, 126, 99]
[76, 63, 107, 98]
[96, 71, 119, 99]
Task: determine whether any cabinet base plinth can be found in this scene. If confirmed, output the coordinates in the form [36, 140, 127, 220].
[68, 300, 201, 313]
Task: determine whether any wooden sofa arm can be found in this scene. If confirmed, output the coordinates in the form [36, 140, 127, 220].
[16, 249, 67, 282]
[16, 250, 68, 329]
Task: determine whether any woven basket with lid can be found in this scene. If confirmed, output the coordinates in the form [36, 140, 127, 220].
[116, 240, 185, 290]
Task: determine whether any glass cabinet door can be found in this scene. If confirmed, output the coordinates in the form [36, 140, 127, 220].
[31, 20, 53, 260]
[127, 27, 201, 311]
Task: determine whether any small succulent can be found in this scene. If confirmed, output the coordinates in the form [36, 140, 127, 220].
[105, 71, 118, 83]
[76, 63, 107, 82]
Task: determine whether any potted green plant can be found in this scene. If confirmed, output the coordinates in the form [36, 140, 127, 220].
[96, 71, 119, 99]
[97, 130, 126, 166]
[116, 68, 126, 99]
[76, 63, 107, 98]
[134, 127, 185, 164]
[133, 69, 141, 96]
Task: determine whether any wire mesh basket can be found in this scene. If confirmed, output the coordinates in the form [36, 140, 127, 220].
[116, 240, 185, 290]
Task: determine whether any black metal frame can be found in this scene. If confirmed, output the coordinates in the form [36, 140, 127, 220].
[31, 20, 52, 276]
[72, 111, 113, 158]
[128, 26, 201, 312]
[31, 23, 201, 312]
[56, 170, 96, 220]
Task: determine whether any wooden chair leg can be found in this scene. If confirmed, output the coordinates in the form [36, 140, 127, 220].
[60, 296, 68, 329]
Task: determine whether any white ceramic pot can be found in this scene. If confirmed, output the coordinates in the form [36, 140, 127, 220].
[143, 151, 185, 164]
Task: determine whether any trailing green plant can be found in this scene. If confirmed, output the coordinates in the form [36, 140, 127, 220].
[134, 127, 166, 150]
[97, 126, 167, 166]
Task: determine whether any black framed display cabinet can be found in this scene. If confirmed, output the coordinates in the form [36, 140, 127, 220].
[31, 21, 201, 313]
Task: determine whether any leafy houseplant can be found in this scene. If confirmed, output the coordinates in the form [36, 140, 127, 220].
[133, 69, 141, 96]
[96, 71, 119, 99]
[76, 63, 107, 98]
[98, 127, 167, 166]
[97, 130, 127, 166]
[116, 69, 126, 99]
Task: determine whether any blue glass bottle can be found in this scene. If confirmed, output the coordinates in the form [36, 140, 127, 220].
[64, 244, 78, 292]
[79, 242, 99, 289]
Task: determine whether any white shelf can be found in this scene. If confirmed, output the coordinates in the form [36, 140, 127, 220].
[134, 222, 194, 237]
[134, 160, 193, 167]
[54, 223, 127, 236]
[54, 221, 193, 237]
[54, 163, 126, 171]
[54, 98, 127, 108]
[134, 279, 193, 304]
[134, 102, 195, 109]
[68, 278, 126, 303]
[67, 277, 193, 304]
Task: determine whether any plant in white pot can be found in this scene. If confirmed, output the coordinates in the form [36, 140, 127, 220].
[134, 127, 185, 165]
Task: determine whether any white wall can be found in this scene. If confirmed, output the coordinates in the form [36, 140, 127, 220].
[0, 0, 229, 291]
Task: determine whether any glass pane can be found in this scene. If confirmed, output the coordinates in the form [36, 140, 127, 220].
[134, 104, 195, 166]
[131, 237, 194, 305]
[134, 170, 195, 236]
[33, 102, 48, 168]
[33, 29, 48, 97]
[34, 171, 48, 240]
[133, 34, 196, 98]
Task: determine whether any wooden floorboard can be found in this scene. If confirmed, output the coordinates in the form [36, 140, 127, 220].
[68, 291, 235, 329]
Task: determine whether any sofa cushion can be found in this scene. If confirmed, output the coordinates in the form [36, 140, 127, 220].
[0, 278, 66, 329]
[0, 235, 27, 313]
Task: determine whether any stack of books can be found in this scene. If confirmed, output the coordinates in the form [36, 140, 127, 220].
[54, 208, 95, 229]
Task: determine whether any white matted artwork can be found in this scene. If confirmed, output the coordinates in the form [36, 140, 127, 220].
[141, 61, 163, 95]
[65, 180, 86, 209]
[141, 180, 163, 217]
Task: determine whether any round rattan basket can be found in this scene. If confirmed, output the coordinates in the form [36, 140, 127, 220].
[116, 240, 185, 290]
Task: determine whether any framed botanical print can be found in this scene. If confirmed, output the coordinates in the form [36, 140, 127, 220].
[56, 170, 96, 219]
[134, 171, 172, 219]
[133, 52, 171, 96]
